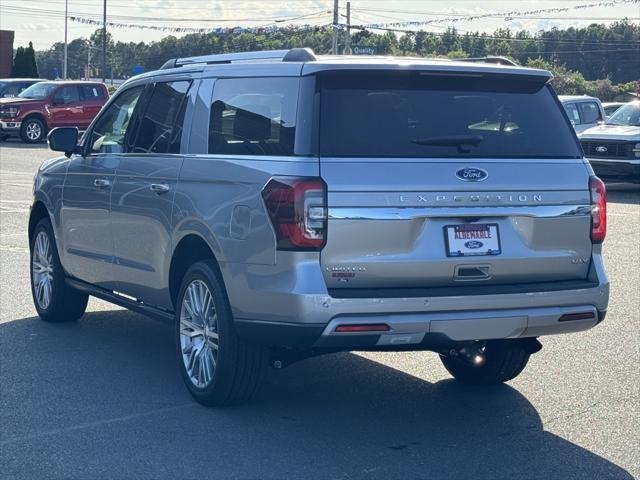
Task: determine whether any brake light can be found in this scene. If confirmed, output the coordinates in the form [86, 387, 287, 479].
[589, 176, 607, 243]
[261, 177, 327, 250]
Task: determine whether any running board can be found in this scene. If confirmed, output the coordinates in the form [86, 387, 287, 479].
[65, 278, 175, 323]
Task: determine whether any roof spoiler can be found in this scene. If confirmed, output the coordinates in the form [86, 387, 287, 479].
[459, 56, 519, 67]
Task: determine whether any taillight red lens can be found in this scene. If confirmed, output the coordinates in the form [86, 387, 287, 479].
[590, 176, 607, 243]
[261, 177, 327, 250]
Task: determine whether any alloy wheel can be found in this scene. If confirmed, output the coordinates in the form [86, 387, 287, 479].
[32, 231, 53, 309]
[26, 121, 42, 141]
[179, 280, 219, 388]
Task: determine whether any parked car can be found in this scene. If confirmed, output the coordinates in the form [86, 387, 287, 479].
[32, 49, 609, 406]
[0, 78, 42, 98]
[579, 100, 640, 183]
[559, 95, 605, 133]
[0, 81, 108, 143]
[602, 101, 627, 119]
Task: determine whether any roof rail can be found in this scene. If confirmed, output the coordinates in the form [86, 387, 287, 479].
[160, 48, 317, 70]
[459, 56, 519, 67]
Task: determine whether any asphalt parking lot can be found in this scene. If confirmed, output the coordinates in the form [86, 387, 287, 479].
[0, 139, 638, 480]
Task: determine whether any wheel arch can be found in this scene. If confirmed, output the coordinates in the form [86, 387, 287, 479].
[169, 234, 225, 310]
[22, 112, 48, 129]
[28, 200, 51, 243]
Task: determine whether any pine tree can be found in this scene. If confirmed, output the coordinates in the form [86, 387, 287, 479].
[11, 47, 25, 77]
[26, 42, 39, 77]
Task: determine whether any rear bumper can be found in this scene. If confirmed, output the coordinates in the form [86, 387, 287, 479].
[586, 157, 640, 183]
[229, 253, 609, 349]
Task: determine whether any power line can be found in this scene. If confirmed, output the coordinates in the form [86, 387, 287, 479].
[0, 4, 330, 23]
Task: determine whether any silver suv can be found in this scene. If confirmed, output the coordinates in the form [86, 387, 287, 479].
[31, 49, 609, 406]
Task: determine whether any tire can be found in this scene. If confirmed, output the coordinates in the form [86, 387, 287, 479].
[440, 340, 530, 385]
[21, 117, 46, 143]
[30, 218, 88, 322]
[175, 260, 268, 407]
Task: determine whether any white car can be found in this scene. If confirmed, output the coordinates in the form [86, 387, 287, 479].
[559, 95, 605, 133]
[579, 101, 640, 184]
[602, 102, 626, 119]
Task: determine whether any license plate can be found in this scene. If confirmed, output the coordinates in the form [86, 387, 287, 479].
[445, 224, 501, 257]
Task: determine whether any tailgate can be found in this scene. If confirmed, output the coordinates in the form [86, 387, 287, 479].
[321, 160, 592, 290]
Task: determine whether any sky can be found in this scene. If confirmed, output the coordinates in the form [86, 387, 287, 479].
[1, 0, 639, 50]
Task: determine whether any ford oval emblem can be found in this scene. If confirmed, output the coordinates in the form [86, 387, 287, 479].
[465, 240, 484, 249]
[595, 145, 608, 153]
[456, 167, 488, 182]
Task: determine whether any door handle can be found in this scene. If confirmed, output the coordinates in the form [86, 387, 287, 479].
[150, 183, 170, 194]
[93, 178, 111, 188]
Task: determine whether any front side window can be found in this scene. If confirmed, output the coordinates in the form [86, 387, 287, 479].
[132, 81, 190, 154]
[208, 77, 299, 156]
[18, 82, 56, 99]
[578, 102, 602, 124]
[53, 86, 80, 104]
[88, 86, 143, 154]
[320, 73, 581, 159]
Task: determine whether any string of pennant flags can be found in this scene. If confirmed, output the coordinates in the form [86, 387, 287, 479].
[348, 0, 640, 30]
[69, 16, 331, 35]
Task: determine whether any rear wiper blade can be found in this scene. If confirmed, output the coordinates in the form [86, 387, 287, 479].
[411, 134, 484, 147]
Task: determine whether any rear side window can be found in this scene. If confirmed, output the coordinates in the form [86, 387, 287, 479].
[564, 103, 581, 125]
[578, 102, 602, 124]
[133, 81, 191, 154]
[80, 85, 105, 100]
[319, 73, 581, 159]
[208, 77, 299, 156]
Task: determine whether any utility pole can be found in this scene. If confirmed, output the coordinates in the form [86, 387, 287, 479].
[87, 46, 91, 80]
[331, 0, 339, 55]
[102, 0, 107, 82]
[344, 1, 352, 55]
[63, 0, 68, 79]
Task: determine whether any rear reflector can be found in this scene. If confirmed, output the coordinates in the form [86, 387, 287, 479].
[334, 324, 390, 333]
[558, 312, 596, 322]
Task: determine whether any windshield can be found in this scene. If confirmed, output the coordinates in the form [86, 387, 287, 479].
[319, 73, 581, 159]
[606, 102, 640, 126]
[0, 82, 8, 92]
[18, 82, 56, 99]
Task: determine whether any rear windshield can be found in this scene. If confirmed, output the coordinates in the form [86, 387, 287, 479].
[319, 73, 581, 159]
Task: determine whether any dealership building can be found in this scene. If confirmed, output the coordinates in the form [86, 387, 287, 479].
[0, 30, 14, 77]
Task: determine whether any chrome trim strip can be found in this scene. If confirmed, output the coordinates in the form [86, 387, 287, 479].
[328, 205, 593, 220]
[586, 157, 640, 165]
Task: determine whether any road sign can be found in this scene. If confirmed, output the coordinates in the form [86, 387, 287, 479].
[352, 45, 376, 55]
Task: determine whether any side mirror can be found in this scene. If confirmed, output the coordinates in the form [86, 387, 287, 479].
[48, 127, 79, 157]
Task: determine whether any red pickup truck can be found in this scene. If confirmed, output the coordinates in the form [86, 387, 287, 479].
[0, 81, 109, 143]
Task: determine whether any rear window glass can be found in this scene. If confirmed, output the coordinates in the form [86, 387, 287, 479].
[578, 102, 602, 124]
[319, 73, 581, 159]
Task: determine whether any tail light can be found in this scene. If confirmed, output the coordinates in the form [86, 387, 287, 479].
[589, 176, 607, 243]
[261, 177, 327, 250]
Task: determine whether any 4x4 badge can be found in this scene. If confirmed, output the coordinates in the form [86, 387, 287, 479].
[456, 167, 488, 182]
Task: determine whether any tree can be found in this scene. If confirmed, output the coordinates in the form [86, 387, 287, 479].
[12, 42, 40, 78]
[26, 42, 39, 77]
